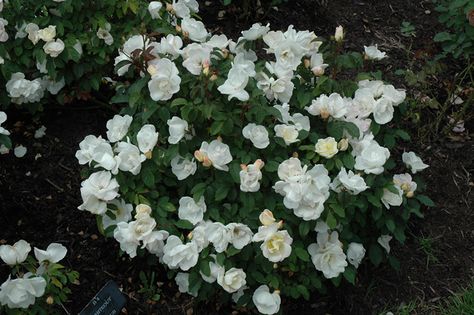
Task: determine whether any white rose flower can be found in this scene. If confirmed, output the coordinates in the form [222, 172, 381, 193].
[115, 141, 147, 175]
[43, 39, 64, 58]
[167, 116, 188, 144]
[373, 97, 394, 124]
[352, 88, 376, 118]
[306, 93, 348, 119]
[217, 67, 250, 101]
[378, 235, 392, 253]
[381, 186, 403, 209]
[44, 77, 65, 95]
[207, 222, 232, 253]
[175, 272, 197, 297]
[291, 113, 310, 132]
[226, 223, 253, 250]
[144, 230, 170, 257]
[97, 23, 113, 46]
[6, 73, 45, 104]
[358, 80, 384, 97]
[200, 256, 224, 283]
[78, 171, 120, 215]
[256, 65, 294, 103]
[33, 243, 67, 263]
[189, 221, 211, 252]
[157, 34, 183, 59]
[402, 151, 429, 174]
[171, 156, 197, 180]
[137, 124, 159, 154]
[239, 159, 264, 192]
[148, 58, 181, 101]
[217, 268, 246, 293]
[162, 235, 199, 271]
[178, 196, 206, 225]
[364, 45, 387, 60]
[315, 137, 338, 159]
[254, 223, 293, 263]
[37, 25, 56, 42]
[242, 23, 270, 40]
[0, 111, 10, 136]
[148, 1, 163, 19]
[0, 276, 46, 309]
[330, 167, 369, 195]
[0, 18, 8, 42]
[354, 141, 390, 175]
[274, 124, 299, 145]
[382, 85, 406, 106]
[347, 242, 366, 268]
[0, 240, 31, 266]
[196, 139, 233, 171]
[308, 231, 347, 279]
[252, 285, 281, 315]
[242, 123, 269, 149]
[106, 115, 133, 143]
[25, 23, 40, 44]
[75, 135, 108, 165]
[181, 17, 208, 42]
[113, 222, 140, 257]
[182, 43, 211, 75]
[102, 199, 133, 229]
[393, 173, 417, 196]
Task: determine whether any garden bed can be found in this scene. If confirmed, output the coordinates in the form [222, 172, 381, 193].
[1, 0, 473, 314]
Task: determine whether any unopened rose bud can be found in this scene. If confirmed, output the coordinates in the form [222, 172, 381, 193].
[406, 191, 414, 198]
[320, 110, 330, 120]
[303, 59, 311, 69]
[273, 263, 278, 269]
[311, 66, 325, 76]
[335, 25, 344, 42]
[202, 66, 210, 76]
[187, 232, 193, 240]
[292, 152, 299, 158]
[147, 65, 157, 76]
[202, 156, 212, 167]
[210, 74, 218, 81]
[221, 49, 229, 59]
[277, 220, 284, 229]
[274, 290, 281, 295]
[145, 151, 153, 159]
[182, 31, 189, 38]
[259, 209, 275, 226]
[254, 159, 265, 170]
[46, 296, 54, 305]
[175, 25, 182, 33]
[194, 150, 205, 162]
[216, 136, 223, 142]
[166, 3, 174, 12]
[135, 204, 152, 218]
[338, 138, 349, 151]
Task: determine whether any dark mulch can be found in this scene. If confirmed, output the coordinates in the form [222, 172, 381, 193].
[1, 0, 473, 314]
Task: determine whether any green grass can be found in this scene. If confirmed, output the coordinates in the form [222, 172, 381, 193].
[438, 282, 474, 315]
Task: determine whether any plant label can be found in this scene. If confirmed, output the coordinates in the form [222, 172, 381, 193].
[79, 280, 126, 315]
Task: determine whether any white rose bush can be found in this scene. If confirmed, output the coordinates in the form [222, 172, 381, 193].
[73, 3, 434, 314]
[0, 240, 79, 314]
[0, 0, 174, 112]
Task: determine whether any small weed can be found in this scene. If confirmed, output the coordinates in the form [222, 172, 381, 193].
[417, 235, 439, 268]
[400, 21, 416, 37]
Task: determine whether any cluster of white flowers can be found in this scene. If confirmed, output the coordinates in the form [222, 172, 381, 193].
[73, 3, 433, 314]
[0, 240, 67, 309]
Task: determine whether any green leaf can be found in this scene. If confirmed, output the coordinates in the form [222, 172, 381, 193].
[175, 220, 193, 229]
[343, 266, 356, 285]
[369, 244, 383, 266]
[434, 32, 453, 42]
[326, 212, 337, 229]
[215, 185, 230, 201]
[294, 247, 310, 262]
[385, 219, 396, 232]
[330, 203, 345, 218]
[416, 195, 435, 207]
[296, 284, 310, 300]
[299, 221, 311, 237]
[192, 183, 207, 202]
[200, 260, 211, 277]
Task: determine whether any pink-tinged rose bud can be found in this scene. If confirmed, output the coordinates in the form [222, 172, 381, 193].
[210, 74, 218, 81]
[292, 152, 299, 158]
[311, 66, 325, 76]
[166, 3, 173, 12]
[254, 159, 265, 170]
[259, 209, 275, 226]
[46, 296, 54, 305]
[303, 59, 311, 69]
[467, 9, 474, 26]
[145, 151, 153, 159]
[338, 138, 349, 151]
[406, 191, 414, 198]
